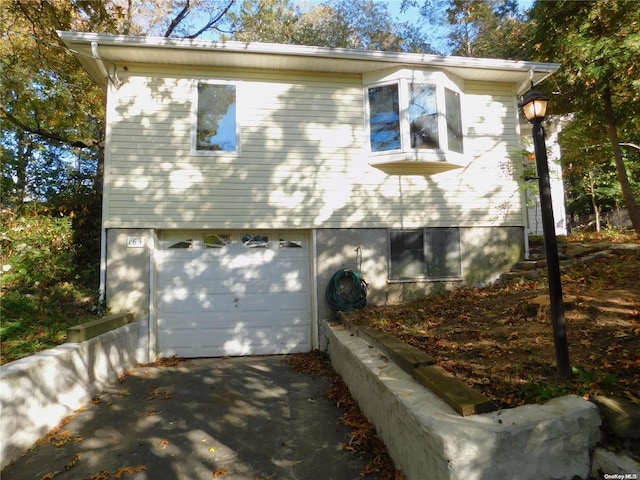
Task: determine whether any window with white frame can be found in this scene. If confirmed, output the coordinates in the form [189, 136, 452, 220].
[194, 82, 237, 153]
[389, 228, 462, 281]
[366, 73, 464, 157]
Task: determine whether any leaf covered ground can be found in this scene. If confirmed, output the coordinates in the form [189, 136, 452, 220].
[345, 239, 639, 411]
[285, 351, 405, 480]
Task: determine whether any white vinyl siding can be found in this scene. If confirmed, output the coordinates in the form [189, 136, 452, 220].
[104, 67, 523, 230]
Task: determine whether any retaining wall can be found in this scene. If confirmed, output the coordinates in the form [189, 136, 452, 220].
[0, 316, 139, 469]
[326, 321, 601, 480]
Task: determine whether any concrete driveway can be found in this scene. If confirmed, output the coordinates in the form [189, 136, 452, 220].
[1, 356, 369, 480]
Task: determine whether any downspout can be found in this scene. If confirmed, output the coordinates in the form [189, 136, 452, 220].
[516, 68, 557, 97]
[91, 42, 110, 82]
[93, 40, 109, 306]
[99, 229, 107, 304]
[92, 40, 111, 306]
[148, 229, 157, 363]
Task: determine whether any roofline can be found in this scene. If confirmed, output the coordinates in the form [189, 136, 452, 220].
[57, 31, 560, 93]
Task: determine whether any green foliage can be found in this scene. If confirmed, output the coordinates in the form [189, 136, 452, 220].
[0, 207, 100, 364]
[409, 0, 531, 57]
[226, 0, 435, 52]
[0, 207, 75, 291]
[1, 0, 108, 207]
[528, 0, 640, 233]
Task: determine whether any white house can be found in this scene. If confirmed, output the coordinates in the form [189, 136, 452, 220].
[58, 32, 560, 362]
[523, 116, 569, 237]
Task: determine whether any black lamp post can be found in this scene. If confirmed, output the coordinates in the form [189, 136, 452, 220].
[519, 88, 571, 379]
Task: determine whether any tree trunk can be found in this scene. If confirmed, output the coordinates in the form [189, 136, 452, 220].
[587, 170, 600, 232]
[604, 87, 640, 235]
[14, 131, 34, 210]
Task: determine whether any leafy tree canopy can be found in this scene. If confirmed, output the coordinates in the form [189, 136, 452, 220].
[528, 0, 640, 233]
[227, 0, 435, 52]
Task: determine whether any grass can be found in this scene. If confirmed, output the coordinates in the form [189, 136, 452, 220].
[0, 281, 100, 365]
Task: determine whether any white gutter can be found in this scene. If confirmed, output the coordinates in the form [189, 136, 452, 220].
[61, 31, 560, 81]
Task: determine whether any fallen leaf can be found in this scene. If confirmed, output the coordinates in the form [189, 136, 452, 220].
[114, 465, 147, 479]
[209, 447, 216, 452]
[213, 467, 228, 477]
[39, 472, 59, 480]
[157, 439, 170, 449]
[64, 454, 81, 471]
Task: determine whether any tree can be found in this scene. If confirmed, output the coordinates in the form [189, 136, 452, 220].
[1, 0, 236, 210]
[405, 0, 529, 57]
[528, 0, 640, 234]
[1, 0, 236, 287]
[227, 0, 434, 52]
[560, 112, 640, 231]
[1, 0, 114, 206]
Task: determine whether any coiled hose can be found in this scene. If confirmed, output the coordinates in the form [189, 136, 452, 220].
[325, 269, 368, 312]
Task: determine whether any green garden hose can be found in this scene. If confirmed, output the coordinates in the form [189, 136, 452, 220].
[325, 269, 368, 312]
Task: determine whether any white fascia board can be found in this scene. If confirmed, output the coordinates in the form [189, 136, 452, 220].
[57, 31, 560, 88]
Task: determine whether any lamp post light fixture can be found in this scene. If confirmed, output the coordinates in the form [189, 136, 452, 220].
[519, 87, 571, 379]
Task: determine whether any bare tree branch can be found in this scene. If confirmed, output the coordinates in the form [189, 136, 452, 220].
[164, 0, 191, 37]
[1, 105, 101, 149]
[578, 142, 640, 152]
[620, 143, 640, 151]
[186, 0, 236, 39]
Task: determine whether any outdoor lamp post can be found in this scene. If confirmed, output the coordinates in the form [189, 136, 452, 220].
[519, 88, 571, 379]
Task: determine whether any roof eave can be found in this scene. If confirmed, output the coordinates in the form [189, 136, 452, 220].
[57, 31, 560, 90]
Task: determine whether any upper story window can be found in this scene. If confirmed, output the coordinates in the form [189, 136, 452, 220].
[365, 70, 465, 168]
[194, 82, 238, 153]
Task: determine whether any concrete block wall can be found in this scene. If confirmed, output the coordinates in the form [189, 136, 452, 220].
[0, 322, 139, 469]
[326, 322, 601, 480]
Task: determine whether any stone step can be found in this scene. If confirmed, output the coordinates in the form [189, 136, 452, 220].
[513, 260, 538, 270]
[500, 270, 541, 283]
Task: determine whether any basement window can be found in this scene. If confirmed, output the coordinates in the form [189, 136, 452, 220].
[389, 228, 462, 281]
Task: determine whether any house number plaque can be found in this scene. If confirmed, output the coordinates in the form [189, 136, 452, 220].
[127, 236, 145, 248]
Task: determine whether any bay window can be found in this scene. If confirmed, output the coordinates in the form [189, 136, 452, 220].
[365, 71, 465, 167]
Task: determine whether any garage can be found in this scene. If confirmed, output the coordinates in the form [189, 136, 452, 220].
[155, 231, 312, 358]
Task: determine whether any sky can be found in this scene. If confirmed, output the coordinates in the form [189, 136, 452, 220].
[198, 0, 536, 54]
[380, 0, 536, 54]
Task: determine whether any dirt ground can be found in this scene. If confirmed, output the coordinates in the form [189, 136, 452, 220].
[345, 243, 640, 411]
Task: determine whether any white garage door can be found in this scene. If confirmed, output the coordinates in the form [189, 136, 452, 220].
[156, 231, 312, 358]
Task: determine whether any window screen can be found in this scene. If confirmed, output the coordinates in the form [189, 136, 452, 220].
[196, 83, 237, 152]
[409, 84, 439, 149]
[368, 84, 401, 152]
[445, 88, 463, 154]
[425, 227, 461, 278]
[389, 228, 461, 280]
[389, 230, 425, 279]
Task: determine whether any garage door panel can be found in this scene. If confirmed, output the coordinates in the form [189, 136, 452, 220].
[158, 291, 235, 315]
[156, 230, 312, 358]
[159, 324, 311, 358]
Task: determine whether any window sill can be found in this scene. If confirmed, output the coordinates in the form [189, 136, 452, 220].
[387, 277, 463, 284]
[368, 150, 465, 175]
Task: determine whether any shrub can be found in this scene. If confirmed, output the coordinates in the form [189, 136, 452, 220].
[0, 207, 75, 292]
